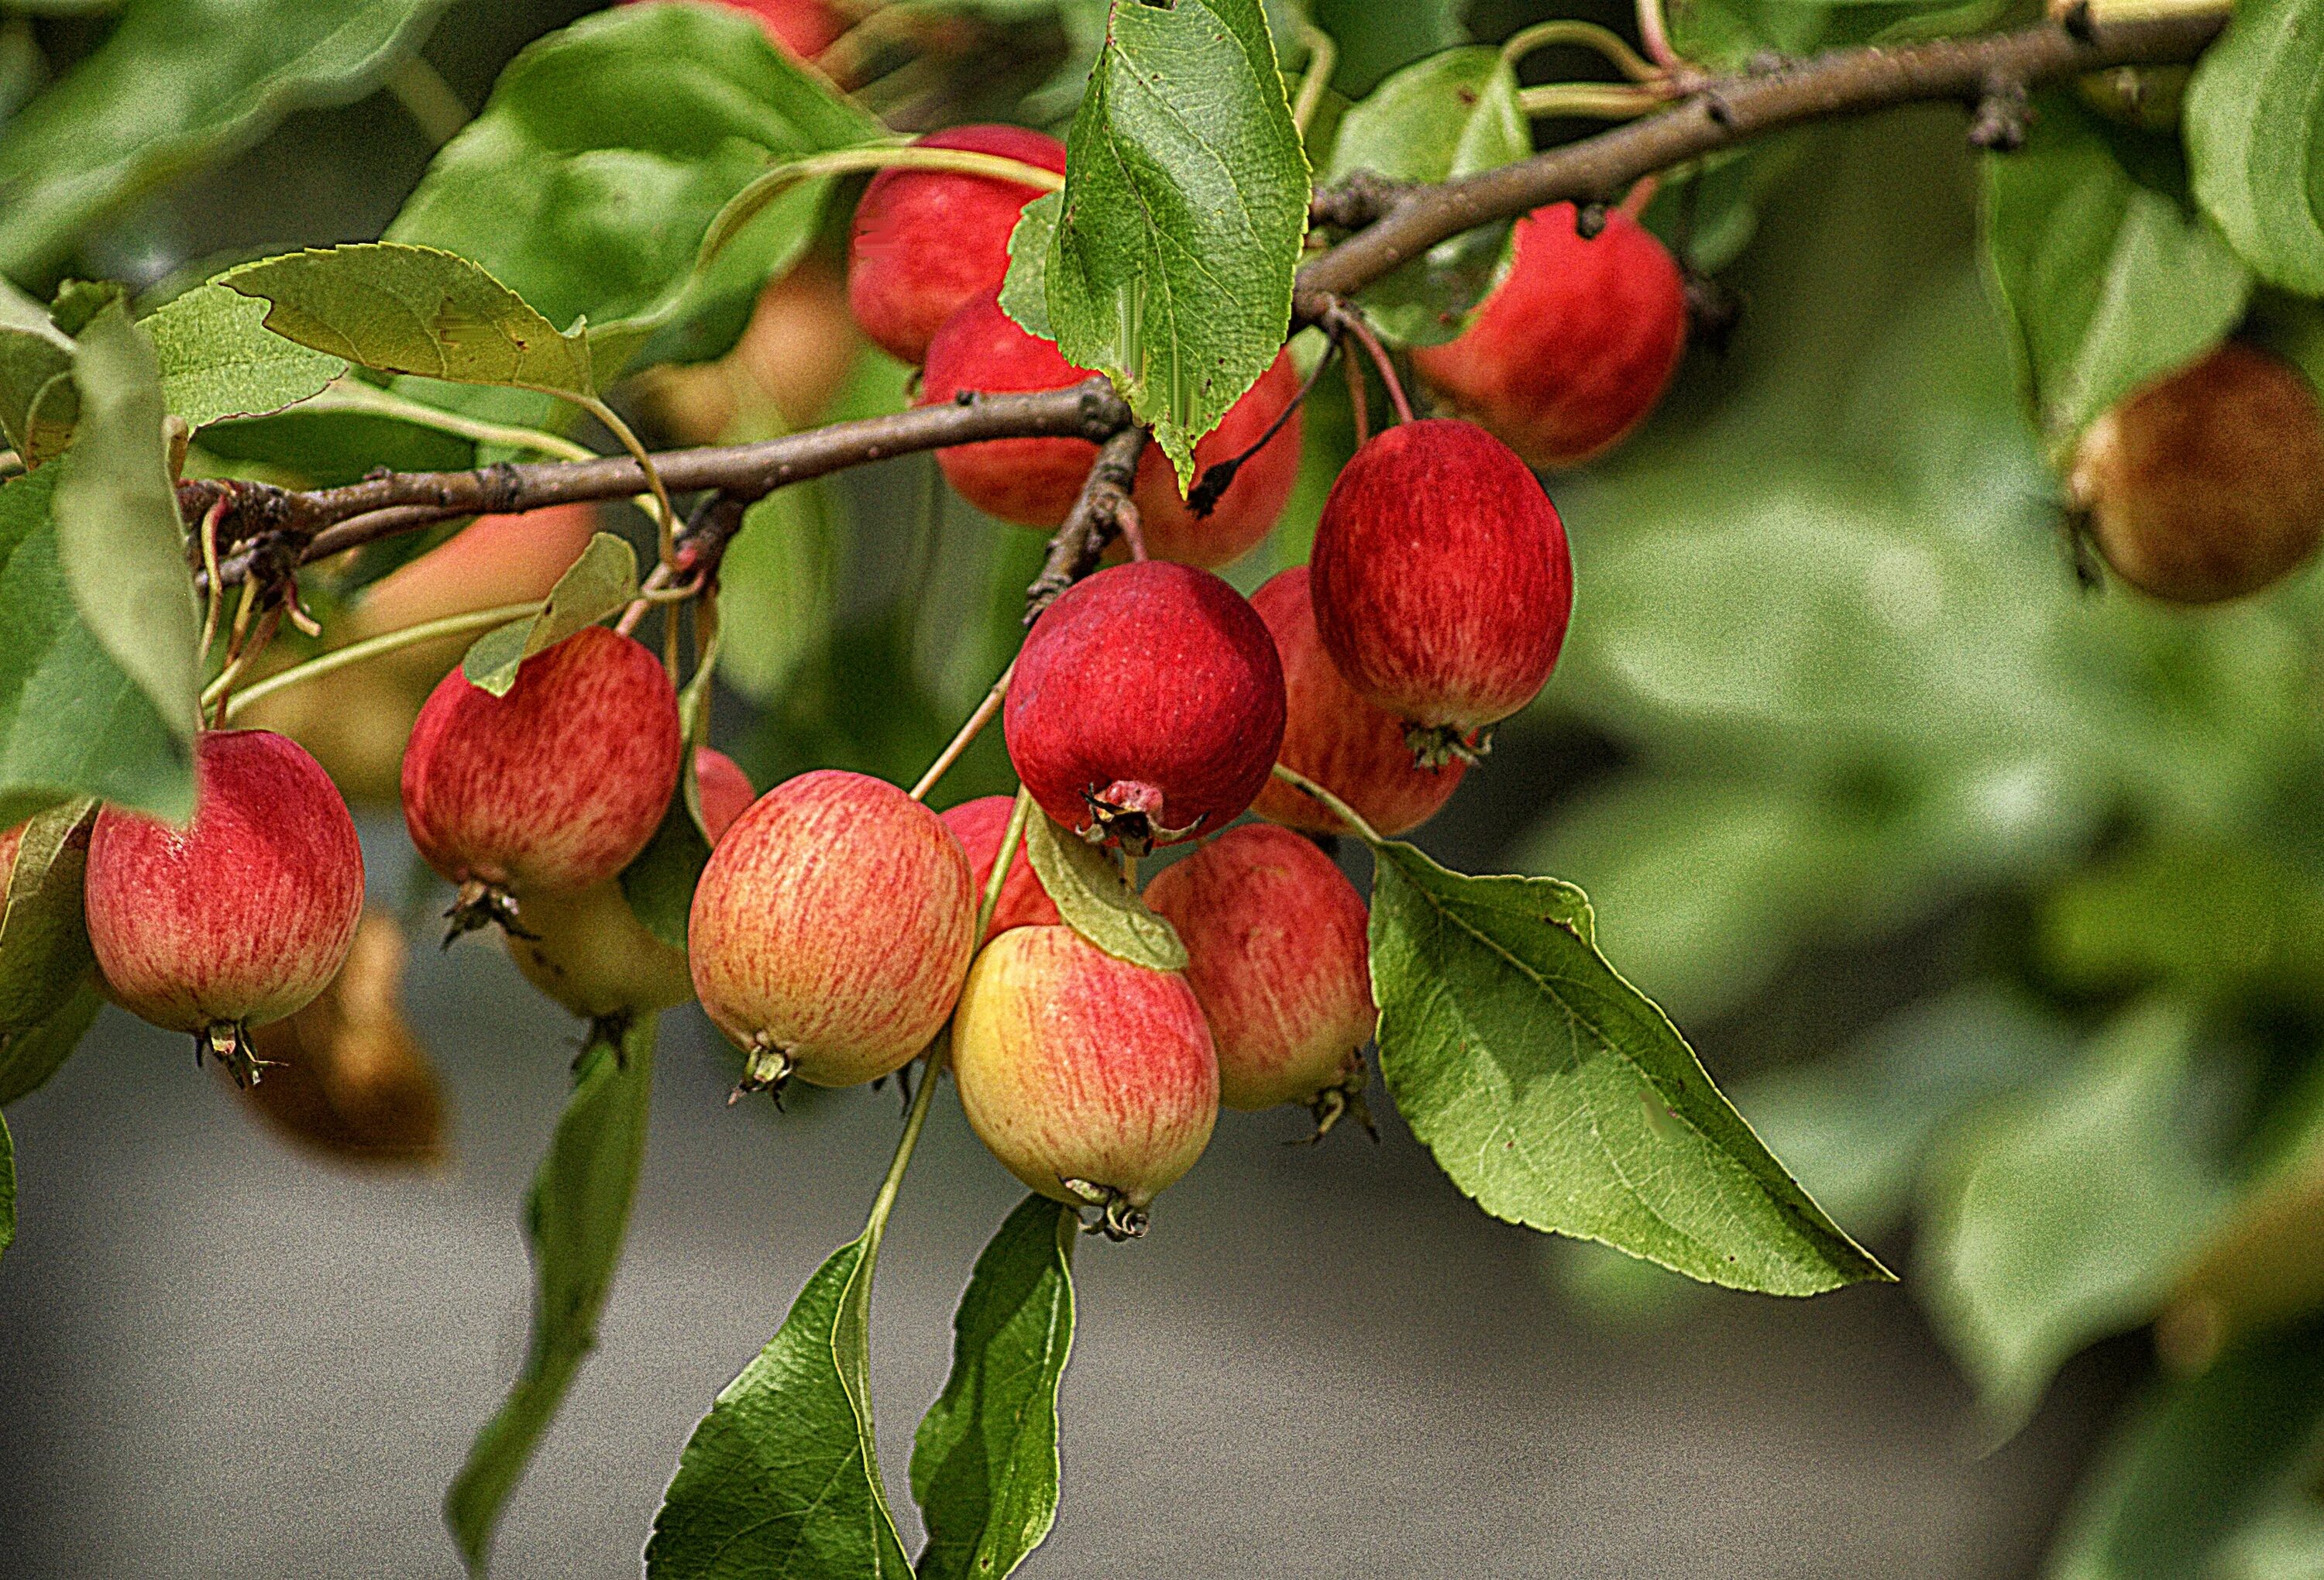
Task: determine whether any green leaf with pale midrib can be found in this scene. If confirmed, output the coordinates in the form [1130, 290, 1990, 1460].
[143, 282, 349, 431]
[1044, 0, 1310, 486]
[2186, 0, 2324, 294]
[912, 1195, 1076, 1580]
[0, 981, 104, 1110]
[1023, 810, 1186, 972]
[460, 533, 638, 697]
[1368, 839, 1889, 1296]
[445, 1015, 657, 1576]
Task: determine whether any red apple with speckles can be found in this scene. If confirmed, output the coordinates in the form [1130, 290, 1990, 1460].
[507, 749, 755, 1020]
[689, 769, 975, 1094]
[402, 624, 682, 933]
[1006, 561, 1285, 854]
[1247, 566, 1466, 838]
[940, 795, 1061, 935]
[847, 126, 1067, 365]
[951, 925, 1218, 1237]
[1145, 824, 1377, 1136]
[2071, 342, 2324, 605]
[1310, 419, 1573, 765]
[84, 730, 364, 1084]
[1412, 202, 1686, 469]
[921, 291, 1302, 564]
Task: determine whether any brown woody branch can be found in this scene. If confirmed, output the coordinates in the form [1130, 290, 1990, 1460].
[189, 9, 2227, 589]
[1025, 426, 1149, 619]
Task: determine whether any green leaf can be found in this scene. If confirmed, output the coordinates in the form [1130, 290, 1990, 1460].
[1045, 0, 1311, 484]
[459, 533, 638, 698]
[385, 2, 882, 412]
[0, 978, 104, 1108]
[1920, 1000, 2229, 1437]
[646, 1236, 914, 1580]
[0, 798, 95, 1031]
[2186, 0, 2324, 295]
[618, 641, 720, 953]
[1308, 0, 1467, 96]
[0, 0, 452, 277]
[912, 1195, 1076, 1580]
[998, 193, 1059, 344]
[193, 400, 476, 491]
[0, 287, 77, 466]
[1367, 838, 1889, 1296]
[445, 1015, 657, 1576]
[142, 281, 348, 431]
[1322, 46, 1529, 345]
[1022, 810, 1187, 972]
[2042, 1323, 2324, 1580]
[1985, 94, 2252, 449]
[224, 245, 596, 400]
[50, 300, 201, 750]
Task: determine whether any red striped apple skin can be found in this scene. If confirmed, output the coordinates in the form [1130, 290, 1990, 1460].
[1308, 418, 1573, 739]
[1412, 203, 1686, 470]
[689, 770, 975, 1087]
[920, 290, 1301, 565]
[1143, 824, 1376, 1113]
[401, 626, 682, 897]
[1005, 561, 1285, 850]
[848, 125, 1067, 366]
[1246, 566, 1466, 838]
[86, 730, 363, 1034]
[951, 926, 1219, 1210]
[940, 795, 1061, 935]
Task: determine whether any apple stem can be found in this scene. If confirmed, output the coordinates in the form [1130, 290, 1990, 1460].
[1326, 301, 1415, 427]
[1290, 19, 1339, 136]
[1186, 330, 1341, 520]
[911, 659, 1014, 803]
[1269, 763, 1388, 848]
[194, 495, 229, 665]
[1500, 19, 1666, 84]
[220, 601, 545, 723]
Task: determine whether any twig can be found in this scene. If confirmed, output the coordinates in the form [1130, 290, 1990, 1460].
[1325, 301, 1415, 425]
[1187, 329, 1340, 519]
[911, 660, 1013, 803]
[1025, 426, 1149, 621]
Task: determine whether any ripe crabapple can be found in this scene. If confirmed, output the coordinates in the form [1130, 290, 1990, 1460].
[401, 624, 682, 933]
[940, 795, 1061, 935]
[1309, 418, 1573, 765]
[2071, 342, 2324, 605]
[920, 290, 1302, 564]
[624, 0, 844, 60]
[950, 925, 1219, 1238]
[1411, 202, 1687, 469]
[1144, 824, 1377, 1135]
[1005, 561, 1286, 854]
[689, 769, 975, 1095]
[847, 125, 1067, 365]
[507, 749, 755, 1021]
[84, 730, 365, 1084]
[1246, 566, 1466, 838]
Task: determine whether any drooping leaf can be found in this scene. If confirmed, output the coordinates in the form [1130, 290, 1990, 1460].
[142, 281, 348, 431]
[2042, 1322, 2324, 1580]
[912, 1195, 1076, 1580]
[445, 1015, 657, 1575]
[0, 0, 453, 277]
[1044, 0, 1311, 484]
[223, 245, 597, 400]
[646, 1235, 914, 1580]
[49, 301, 202, 752]
[1920, 1000, 2229, 1437]
[0, 980, 103, 1108]
[0, 798, 96, 1031]
[1367, 838, 1889, 1296]
[619, 636, 721, 953]
[1320, 45, 1530, 345]
[1984, 94, 2252, 450]
[459, 533, 638, 698]
[1022, 810, 1187, 972]
[2186, 0, 2324, 294]
[0, 287, 77, 465]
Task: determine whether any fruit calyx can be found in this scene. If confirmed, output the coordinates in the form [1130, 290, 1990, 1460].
[442, 878, 535, 945]
[201, 1020, 278, 1089]
[1298, 1055, 1379, 1146]
[1060, 1177, 1150, 1242]
[1080, 780, 1202, 857]
[1404, 722, 1494, 770]
[729, 1034, 799, 1106]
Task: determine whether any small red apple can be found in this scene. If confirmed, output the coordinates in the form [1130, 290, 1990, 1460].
[1144, 825, 1376, 1136]
[940, 795, 1061, 935]
[1246, 565, 1466, 838]
[2071, 342, 2324, 604]
[624, 0, 846, 60]
[951, 925, 1219, 1238]
[1124, 349, 1305, 568]
[1411, 202, 1687, 469]
[1005, 561, 1286, 854]
[689, 769, 975, 1094]
[847, 125, 1068, 366]
[1309, 418, 1573, 764]
[84, 730, 365, 1084]
[402, 625, 682, 931]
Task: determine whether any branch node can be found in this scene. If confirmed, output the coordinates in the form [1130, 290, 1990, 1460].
[2059, 0, 2096, 43]
[479, 460, 525, 514]
[1575, 202, 1611, 240]
[1309, 170, 1408, 231]
[1700, 90, 1736, 128]
[1025, 426, 1147, 622]
[1968, 73, 2033, 151]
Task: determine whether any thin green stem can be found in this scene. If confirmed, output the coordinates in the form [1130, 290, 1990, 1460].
[911, 659, 1013, 802]
[220, 601, 541, 722]
[577, 397, 678, 585]
[1515, 82, 1673, 119]
[700, 146, 1063, 275]
[975, 788, 1036, 944]
[383, 55, 472, 148]
[1500, 20, 1663, 84]
[1636, 0, 1686, 73]
[863, 1029, 947, 1248]
[1270, 763, 1387, 847]
[304, 381, 597, 462]
[1291, 20, 1339, 136]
